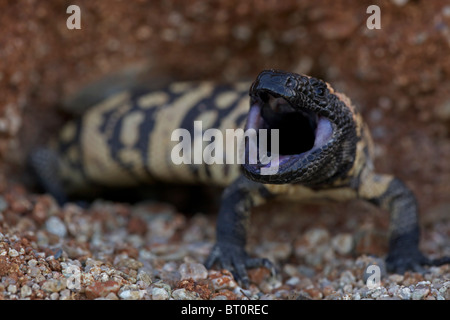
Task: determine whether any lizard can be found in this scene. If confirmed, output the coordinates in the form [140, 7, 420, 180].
[29, 69, 450, 286]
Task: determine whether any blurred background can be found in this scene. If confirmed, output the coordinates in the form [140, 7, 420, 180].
[0, 0, 449, 217]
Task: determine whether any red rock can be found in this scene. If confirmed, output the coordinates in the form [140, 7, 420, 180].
[248, 267, 271, 284]
[127, 216, 147, 235]
[85, 281, 121, 299]
[0, 256, 19, 277]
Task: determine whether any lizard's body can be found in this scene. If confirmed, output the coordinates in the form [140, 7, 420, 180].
[30, 70, 449, 285]
[50, 81, 252, 192]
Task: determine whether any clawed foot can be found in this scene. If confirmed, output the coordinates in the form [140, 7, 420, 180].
[205, 244, 449, 287]
[204, 242, 276, 287]
[386, 248, 450, 274]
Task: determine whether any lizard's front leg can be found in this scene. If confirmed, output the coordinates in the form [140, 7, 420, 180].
[204, 175, 275, 286]
[359, 173, 450, 273]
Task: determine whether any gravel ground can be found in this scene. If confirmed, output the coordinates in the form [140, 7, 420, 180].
[0, 184, 448, 300]
[0, 0, 449, 302]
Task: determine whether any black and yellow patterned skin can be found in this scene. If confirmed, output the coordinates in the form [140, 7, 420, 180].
[55, 81, 252, 190]
[30, 70, 449, 286]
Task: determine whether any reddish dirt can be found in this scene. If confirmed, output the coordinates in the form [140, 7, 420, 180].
[0, 0, 449, 300]
[0, 1, 448, 212]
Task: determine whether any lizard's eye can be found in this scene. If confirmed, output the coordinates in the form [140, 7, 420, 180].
[285, 77, 296, 89]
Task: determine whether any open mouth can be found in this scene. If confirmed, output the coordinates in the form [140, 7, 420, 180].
[244, 92, 334, 172]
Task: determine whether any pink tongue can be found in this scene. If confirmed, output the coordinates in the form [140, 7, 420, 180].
[245, 104, 262, 130]
[313, 118, 333, 148]
[245, 104, 261, 164]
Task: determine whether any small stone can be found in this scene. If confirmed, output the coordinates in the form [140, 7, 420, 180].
[209, 270, 237, 290]
[115, 258, 143, 270]
[135, 25, 153, 41]
[297, 265, 316, 278]
[403, 272, 424, 286]
[388, 284, 399, 296]
[259, 277, 282, 294]
[8, 248, 19, 257]
[151, 287, 169, 300]
[438, 281, 450, 295]
[10, 196, 32, 214]
[27, 266, 40, 277]
[0, 196, 7, 212]
[85, 281, 121, 299]
[41, 279, 66, 293]
[443, 6, 450, 17]
[398, 287, 411, 300]
[435, 99, 450, 121]
[119, 289, 144, 300]
[321, 283, 335, 297]
[176, 278, 212, 300]
[248, 267, 271, 285]
[232, 25, 252, 41]
[254, 242, 292, 262]
[258, 37, 275, 56]
[45, 216, 67, 238]
[388, 274, 404, 284]
[378, 295, 400, 300]
[20, 285, 32, 298]
[47, 259, 61, 272]
[304, 287, 323, 299]
[105, 292, 119, 300]
[391, 0, 409, 6]
[342, 284, 353, 294]
[27, 259, 37, 267]
[331, 233, 354, 255]
[118, 290, 131, 299]
[304, 228, 330, 246]
[0, 256, 19, 276]
[137, 270, 152, 286]
[127, 216, 147, 235]
[286, 276, 300, 286]
[178, 262, 208, 281]
[59, 289, 72, 300]
[50, 292, 59, 300]
[295, 228, 331, 266]
[7, 284, 17, 294]
[368, 287, 388, 299]
[412, 284, 430, 300]
[339, 270, 356, 286]
[171, 288, 201, 300]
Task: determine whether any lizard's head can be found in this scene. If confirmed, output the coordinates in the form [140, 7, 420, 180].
[243, 70, 357, 186]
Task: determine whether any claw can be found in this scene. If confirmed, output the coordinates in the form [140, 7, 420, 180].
[204, 242, 276, 287]
[429, 256, 450, 266]
[386, 249, 450, 274]
[204, 245, 221, 269]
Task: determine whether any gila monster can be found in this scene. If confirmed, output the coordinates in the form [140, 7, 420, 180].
[29, 69, 450, 286]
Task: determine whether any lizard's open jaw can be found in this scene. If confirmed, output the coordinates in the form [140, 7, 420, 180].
[243, 77, 335, 183]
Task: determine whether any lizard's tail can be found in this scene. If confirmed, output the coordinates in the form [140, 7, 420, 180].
[61, 62, 170, 116]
